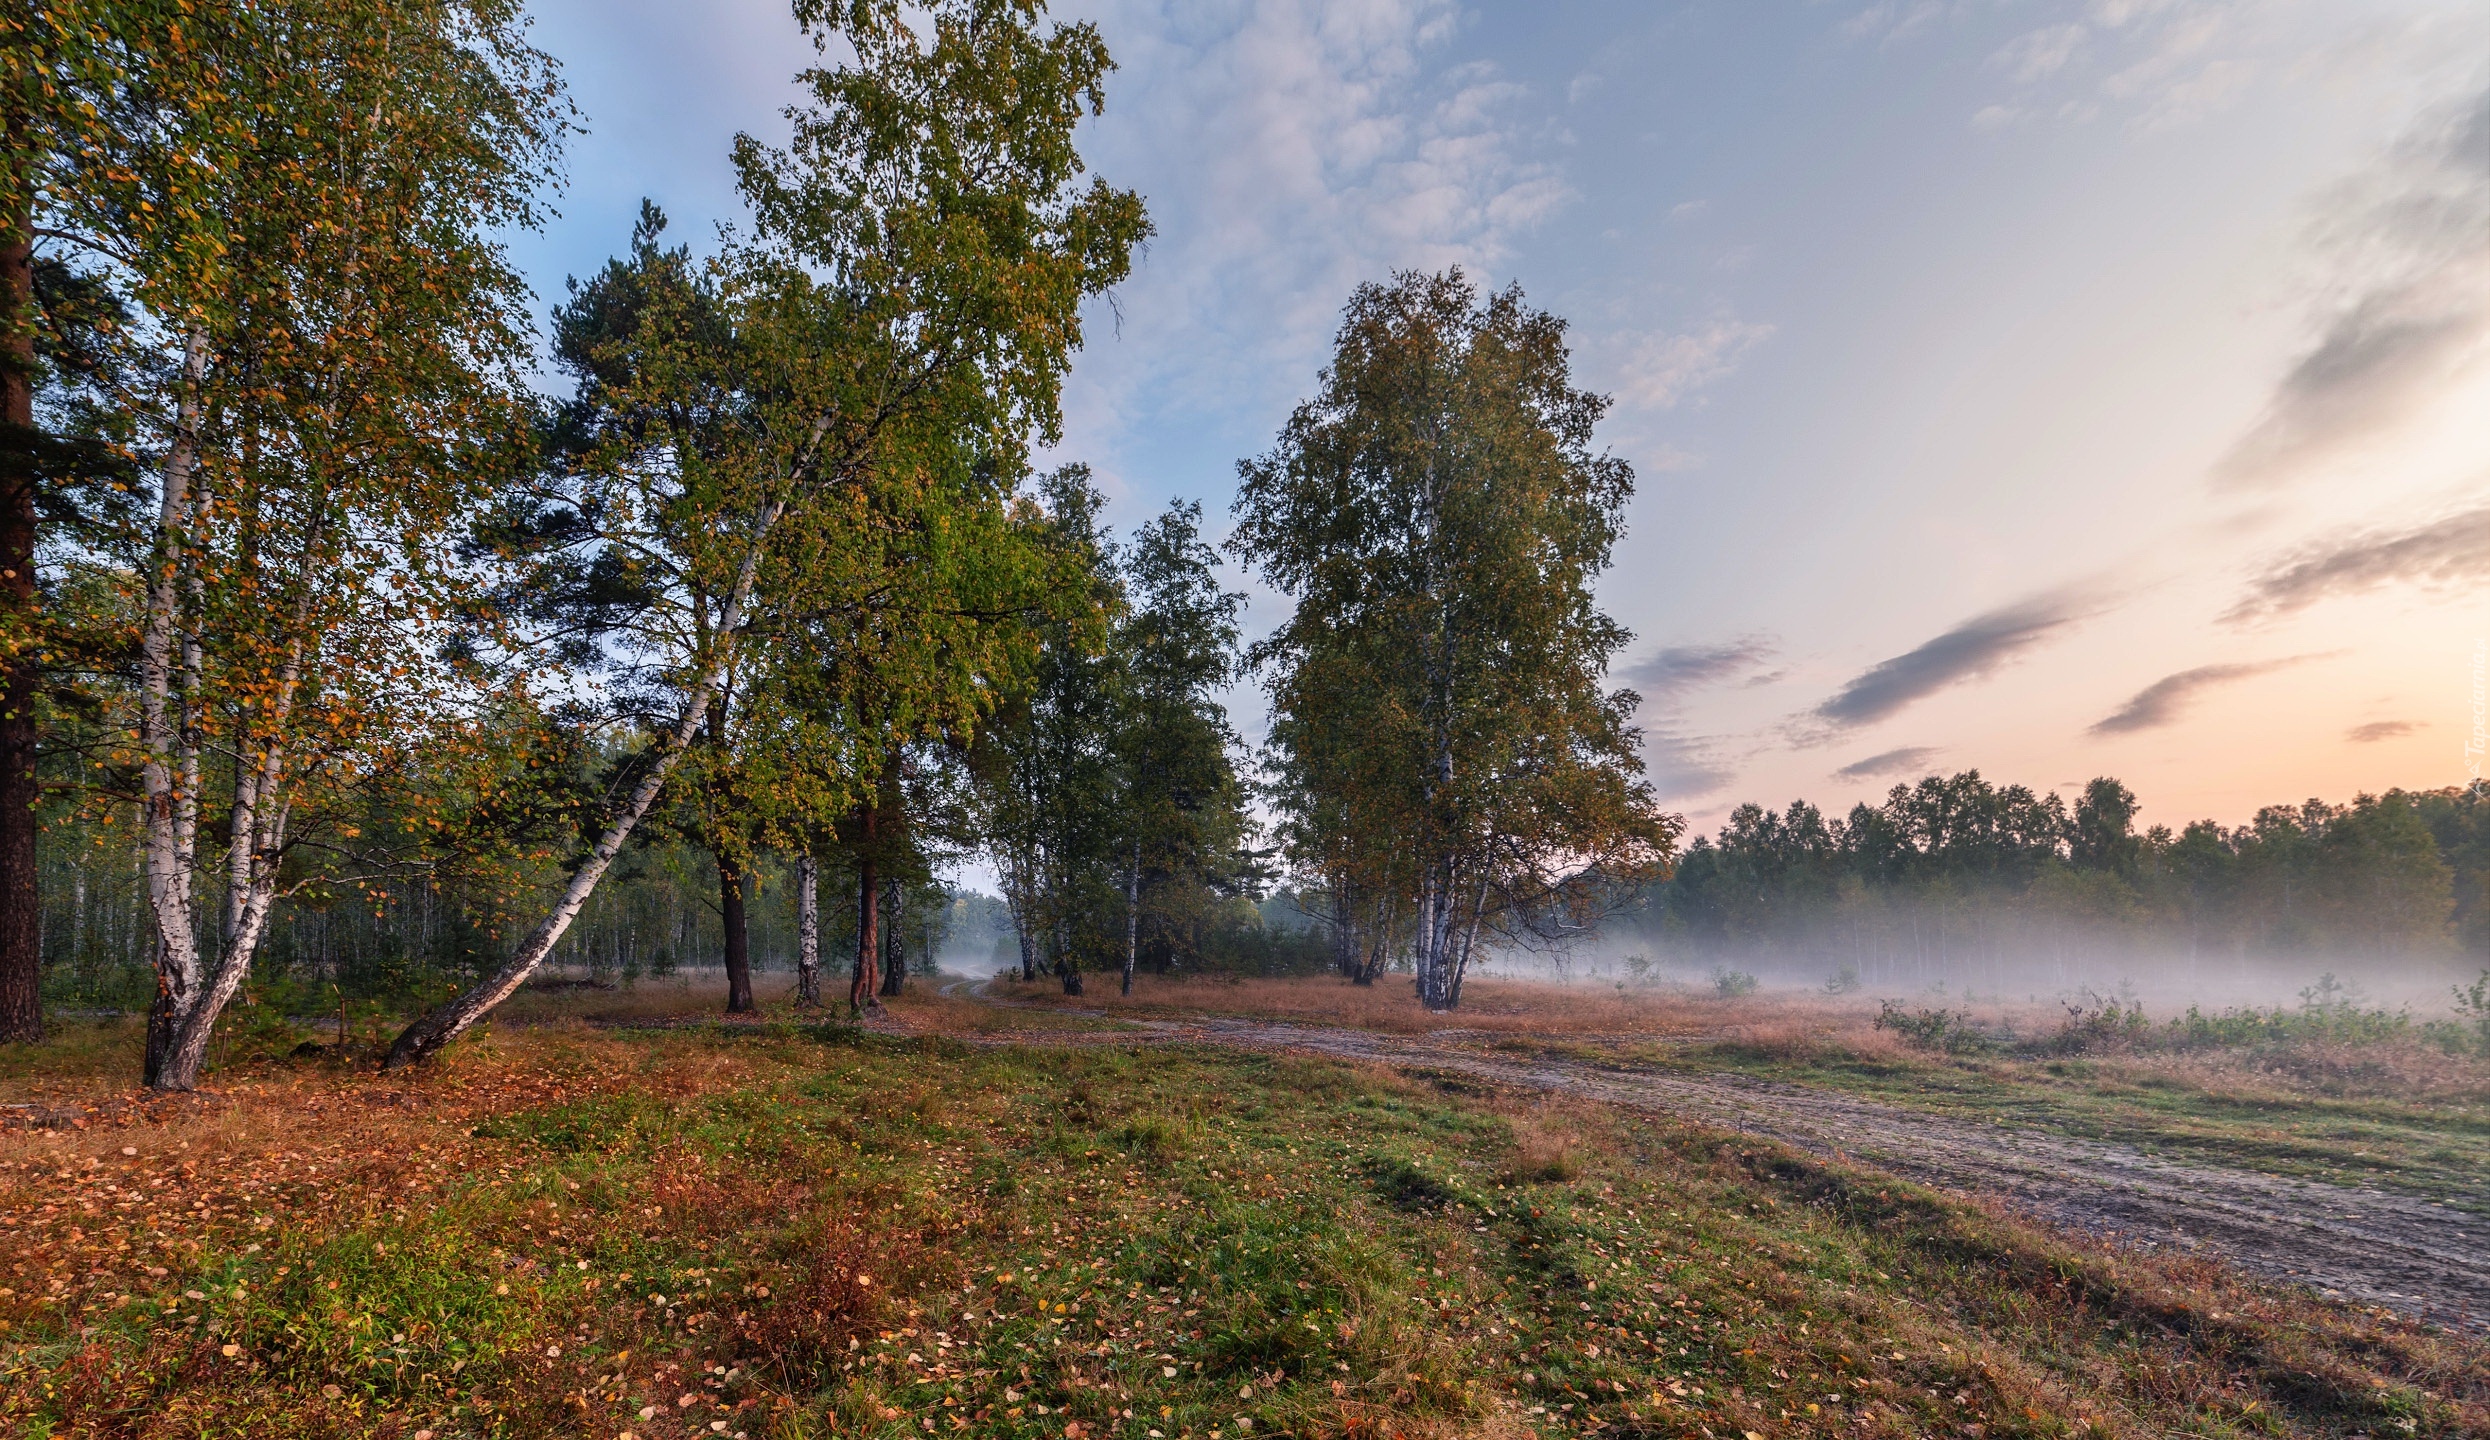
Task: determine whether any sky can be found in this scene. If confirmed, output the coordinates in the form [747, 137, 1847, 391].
[509, 0, 2490, 841]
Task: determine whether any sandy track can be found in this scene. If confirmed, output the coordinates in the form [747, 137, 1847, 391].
[936, 984, 2490, 1332]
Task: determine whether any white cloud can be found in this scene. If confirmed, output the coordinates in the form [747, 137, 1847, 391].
[1049, 0, 1574, 455]
[1893, 0, 2386, 134]
[1991, 23, 2088, 82]
[1615, 317, 1776, 411]
[1842, 1, 1948, 45]
[2215, 84, 2490, 485]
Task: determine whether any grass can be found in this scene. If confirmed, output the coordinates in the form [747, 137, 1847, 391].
[992, 973, 2490, 1213]
[1615, 1003, 2490, 1214]
[2, 987, 2485, 1438]
[981, 972, 1729, 1041]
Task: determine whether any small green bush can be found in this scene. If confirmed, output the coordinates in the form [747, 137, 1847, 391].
[2037, 994, 2147, 1056]
[1874, 1000, 1990, 1054]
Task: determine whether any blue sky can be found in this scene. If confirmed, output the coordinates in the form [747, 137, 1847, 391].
[509, 0, 2490, 837]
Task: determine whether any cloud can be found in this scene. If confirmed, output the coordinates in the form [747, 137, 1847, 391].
[2087, 656, 2315, 736]
[1614, 316, 1775, 410]
[1622, 636, 1782, 799]
[2347, 719, 2422, 743]
[1813, 592, 2093, 728]
[1049, 0, 1576, 442]
[1840, 1, 1944, 45]
[1622, 636, 1777, 701]
[2224, 504, 2490, 622]
[1640, 727, 1743, 802]
[1991, 23, 2087, 82]
[2214, 85, 2490, 485]
[1835, 746, 1942, 781]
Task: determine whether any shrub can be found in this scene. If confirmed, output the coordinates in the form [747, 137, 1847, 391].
[1711, 967, 1758, 998]
[2453, 969, 2490, 1058]
[2164, 994, 2413, 1052]
[1874, 999, 1989, 1054]
[2037, 993, 2147, 1056]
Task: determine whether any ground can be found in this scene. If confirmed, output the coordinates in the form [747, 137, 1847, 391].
[1, 973, 2484, 1439]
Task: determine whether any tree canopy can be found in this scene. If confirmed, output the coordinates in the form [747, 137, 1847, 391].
[1232, 269, 1677, 1010]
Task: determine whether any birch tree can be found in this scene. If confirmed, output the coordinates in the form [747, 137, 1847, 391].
[1233, 270, 1676, 1010]
[386, 0, 1145, 1065]
[1108, 500, 1247, 994]
[969, 465, 1120, 993]
[26, 0, 563, 1087]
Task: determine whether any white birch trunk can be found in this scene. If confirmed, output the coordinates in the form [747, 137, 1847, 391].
[139, 331, 211, 1087]
[154, 610, 312, 1089]
[1121, 839, 1139, 995]
[384, 498, 786, 1068]
[795, 852, 820, 1006]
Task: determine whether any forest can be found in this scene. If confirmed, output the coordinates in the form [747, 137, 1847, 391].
[3, 0, 1665, 1087]
[1637, 774, 2490, 988]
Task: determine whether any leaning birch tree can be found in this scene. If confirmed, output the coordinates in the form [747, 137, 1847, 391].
[385, 0, 1145, 1066]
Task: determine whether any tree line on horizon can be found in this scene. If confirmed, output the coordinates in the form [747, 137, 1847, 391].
[5, 0, 1672, 1087]
[1637, 771, 2490, 981]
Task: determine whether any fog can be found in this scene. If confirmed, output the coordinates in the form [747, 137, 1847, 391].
[1469, 934, 2488, 1014]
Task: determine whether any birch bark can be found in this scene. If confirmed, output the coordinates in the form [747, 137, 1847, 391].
[139, 331, 212, 1087]
[1121, 839, 1140, 996]
[794, 853, 820, 1006]
[383, 498, 786, 1068]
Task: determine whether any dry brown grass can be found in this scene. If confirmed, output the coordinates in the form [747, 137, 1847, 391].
[980, 968, 1877, 1040]
[975, 971, 2490, 1110]
[491, 966, 804, 1025]
[6, 994, 2484, 1438]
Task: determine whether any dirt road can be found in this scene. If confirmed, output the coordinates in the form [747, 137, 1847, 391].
[938, 983, 2490, 1332]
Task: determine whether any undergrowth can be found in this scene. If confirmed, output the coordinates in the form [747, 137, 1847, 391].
[2, 1018, 2482, 1438]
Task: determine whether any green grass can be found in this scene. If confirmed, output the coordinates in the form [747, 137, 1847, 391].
[3, 1020, 2483, 1438]
[1555, 1032, 2490, 1213]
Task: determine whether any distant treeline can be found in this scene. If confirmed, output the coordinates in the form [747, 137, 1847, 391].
[1635, 774, 2489, 982]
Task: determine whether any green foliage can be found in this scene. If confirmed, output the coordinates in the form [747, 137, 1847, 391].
[2164, 999, 2415, 1051]
[1874, 1000, 1992, 1055]
[1645, 774, 2482, 972]
[1232, 269, 1676, 1009]
[2454, 969, 2490, 1056]
[2037, 994, 2148, 1055]
[973, 476, 1262, 991]
[1711, 967, 1759, 998]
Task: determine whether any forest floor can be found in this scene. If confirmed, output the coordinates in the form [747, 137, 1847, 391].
[0, 978, 2483, 1439]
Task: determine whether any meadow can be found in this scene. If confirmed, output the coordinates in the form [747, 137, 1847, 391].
[986, 973, 2490, 1213]
[4, 978, 2486, 1438]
